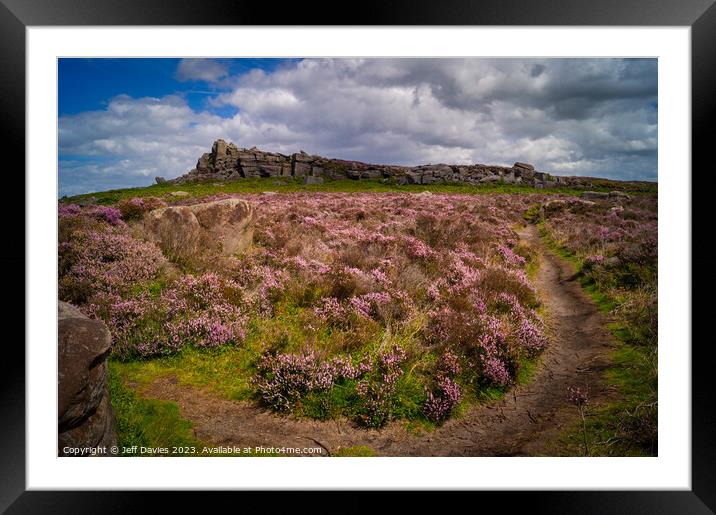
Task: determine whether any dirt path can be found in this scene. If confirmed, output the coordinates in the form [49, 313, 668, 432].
[139, 224, 614, 456]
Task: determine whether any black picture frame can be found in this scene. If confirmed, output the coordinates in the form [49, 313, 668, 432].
[3, 0, 712, 512]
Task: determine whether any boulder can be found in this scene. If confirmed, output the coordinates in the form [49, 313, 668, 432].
[144, 198, 255, 260]
[293, 162, 312, 176]
[58, 301, 117, 455]
[76, 196, 98, 207]
[609, 191, 632, 200]
[155, 176, 166, 184]
[213, 138, 228, 156]
[170, 191, 190, 198]
[304, 176, 324, 185]
[513, 162, 535, 171]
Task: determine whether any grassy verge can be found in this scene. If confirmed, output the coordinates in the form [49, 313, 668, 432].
[63, 176, 657, 205]
[108, 360, 207, 455]
[538, 223, 657, 456]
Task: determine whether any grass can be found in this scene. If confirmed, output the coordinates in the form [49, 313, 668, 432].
[62, 176, 657, 206]
[108, 360, 207, 455]
[333, 445, 376, 457]
[537, 222, 657, 457]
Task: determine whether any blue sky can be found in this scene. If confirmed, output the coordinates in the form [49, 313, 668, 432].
[58, 58, 657, 196]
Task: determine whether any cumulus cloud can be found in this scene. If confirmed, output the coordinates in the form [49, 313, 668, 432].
[174, 58, 228, 83]
[59, 58, 657, 195]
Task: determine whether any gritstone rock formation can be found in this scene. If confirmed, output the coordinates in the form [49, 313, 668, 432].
[167, 139, 579, 188]
[58, 301, 117, 456]
[143, 198, 256, 261]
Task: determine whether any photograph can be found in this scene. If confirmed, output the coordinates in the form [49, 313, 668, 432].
[56, 57, 658, 459]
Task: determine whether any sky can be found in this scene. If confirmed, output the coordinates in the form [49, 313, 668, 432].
[58, 58, 657, 196]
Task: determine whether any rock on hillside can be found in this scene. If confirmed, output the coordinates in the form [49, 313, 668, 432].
[58, 301, 117, 456]
[143, 198, 255, 262]
[171, 139, 582, 188]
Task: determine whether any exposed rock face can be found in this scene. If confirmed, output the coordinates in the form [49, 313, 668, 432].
[171, 139, 577, 188]
[144, 198, 255, 261]
[58, 301, 117, 456]
[169, 139, 656, 191]
[609, 191, 632, 200]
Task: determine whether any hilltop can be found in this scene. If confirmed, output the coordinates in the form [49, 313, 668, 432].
[161, 139, 655, 191]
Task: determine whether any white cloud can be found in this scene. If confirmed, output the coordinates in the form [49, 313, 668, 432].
[174, 58, 228, 83]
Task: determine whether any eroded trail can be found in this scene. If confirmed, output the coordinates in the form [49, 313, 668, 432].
[139, 225, 614, 456]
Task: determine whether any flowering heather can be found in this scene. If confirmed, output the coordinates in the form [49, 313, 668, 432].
[253, 351, 365, 412]
[85, 272, 249, 358]
[58, 203, 82, 218]
[424, 376, 462, 423]
[423, 351, 463, 422]
[482, 355, 512, 386]
[356, 345, 408, 428]
[86, 205, 123, 225]
[566, 385, 589, 408]
[496, 244, 527, 267]
[59, 191, 558, 423]
[59, 225, 166, 304]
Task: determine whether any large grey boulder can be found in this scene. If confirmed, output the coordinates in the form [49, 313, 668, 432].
[513, 162, 535, 171]
[58, 301, 117, 455]
[144, 198, 255, 261]
[609, 191, 632, 200]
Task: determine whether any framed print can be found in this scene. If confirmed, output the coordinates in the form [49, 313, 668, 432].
[3, 0, 713, 511]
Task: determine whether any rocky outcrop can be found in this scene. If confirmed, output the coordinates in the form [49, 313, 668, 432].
[171, 139, 583, 188]
[58, 301, 117, 456]
[143, 198, 256, 262]
[168, 139, 656, 192]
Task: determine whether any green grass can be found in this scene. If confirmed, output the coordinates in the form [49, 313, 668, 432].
[333, 445, 376, 457]
[108, 360, 207, 455]
[62, 176, 657, 206]
[537, 222, 657, 456]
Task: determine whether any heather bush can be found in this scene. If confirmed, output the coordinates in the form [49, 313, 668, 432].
[423, 351, 463, 422]
[253, 351, 367, 412]
[355, 345, 408, 428]
[59, 191, 554, 425]
[88, 273, 249, 359]
[59, 223, 167, 304]
[86, 205, 123, 225]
